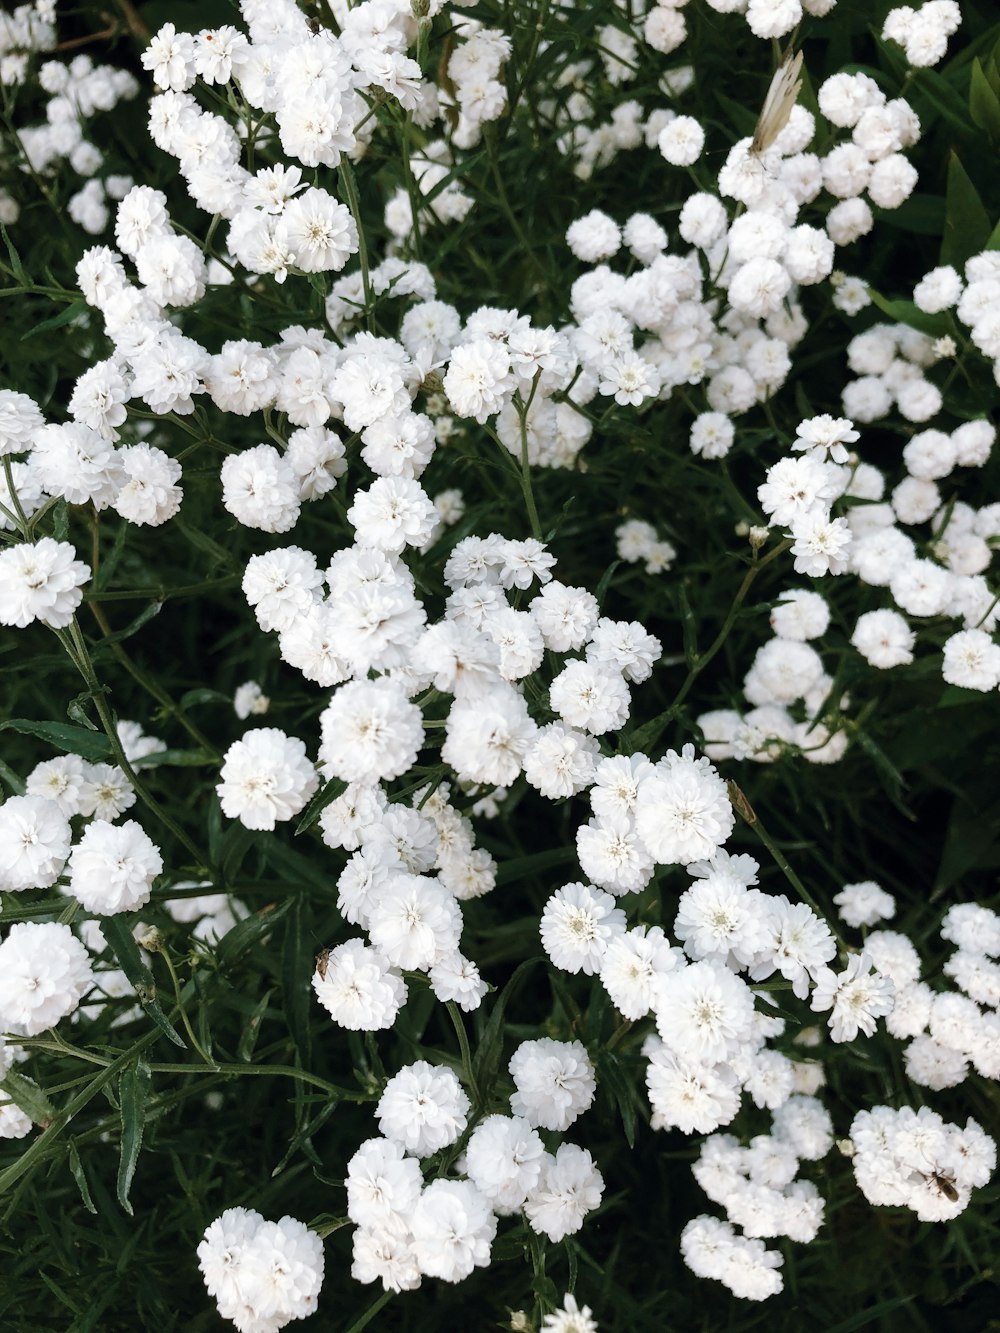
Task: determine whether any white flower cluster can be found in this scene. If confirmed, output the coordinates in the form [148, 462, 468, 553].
[0, 1035, 31, 1140]
[2, 25, 139, 233]
[542, 810, 894, 1150]
[308, 780, 496, 1029]
[882, 1, 962, 67]
[884, 903, 1000, 1089]
[848, 1105, 994, 1221]
[685, 1096, 833, 1298]
[0, 715, 182, 1038]
[346, 1042, 601, 1290]
[198, 1207, 324, 1333]
[614, 517, 677, 575]
[699, 577, 849, 767]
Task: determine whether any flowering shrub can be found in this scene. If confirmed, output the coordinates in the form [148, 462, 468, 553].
[2, 0, 1000, 1328]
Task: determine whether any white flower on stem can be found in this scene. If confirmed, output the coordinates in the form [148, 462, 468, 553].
[810, 952, 895, 1041]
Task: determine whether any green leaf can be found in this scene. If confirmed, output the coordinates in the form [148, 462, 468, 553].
[0, 1069, 54, 1125]
[0, 719, 113, 763]
[100, 916, 186, 1049]
[1, 222, 28, 283]
[67, 1140, 98, 1215]
[823, 1296, 915, 1333]
[864, 289, 950, 339]
[237, 987, 274, 1062]
[295, 774, 348, 836]
[941, 151, 992, 267]
[216, 899, 290, 967]
[116, 1059, 151, 1216]
[969, 57, 1000, 142]
[470, 958, 541, 1100]
[282, 894, 314, 1064]
[19, 299, 88, 340]
[90, 600, 163, 651]
[596, 1051, 638, 1149]
[677, 582, 699, 669]
[179, 687, 231, 709]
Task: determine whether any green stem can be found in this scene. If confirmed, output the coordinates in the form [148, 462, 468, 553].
[1, 456, 30, 534]
[54, 619, 206, 866]
[446, 1000, 477, 1101]
[671, 538, 792, 712]
[729, 782, 844, 942]
[338, 158, 374, 332]
[483, 126, 548, 290]
[157, 950, 213, 1064]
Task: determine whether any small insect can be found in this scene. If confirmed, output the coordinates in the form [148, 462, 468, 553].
[315, 948, 331, 981]
[928, 1170, 960, 1203]
[750, 47, 804, 159]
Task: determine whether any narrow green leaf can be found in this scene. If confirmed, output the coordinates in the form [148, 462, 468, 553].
[19, 299, 88, 340]
[823, 1296, 915, 1333]
[0, 718, 113, 763]
[864, 289, 950, 339]
[0, 756, 25, 794]
[941, 151, 992, 267]
[677, 582, 699, 669]
[116, 1058, 151, 1216]
[969, 57, 1000, 142]
[470, 958, 541, 1099]
[67, 1140, 98, 1215]
[295, 774, 349, 835]
[89, 599, 163, 651]
[282, 894, 314, 1064]
[1, 222, 28, 283]
[66, 692, 100, 731]
[100, 916, 186, 1048]
[0, 1069, 54, 1124]
[179, 687, 231, 709]
[237, 987, 274, 1061]
[216, 899, 290, 967]
[596, 1051, 637, 1149]
[495, 847, 576, 886]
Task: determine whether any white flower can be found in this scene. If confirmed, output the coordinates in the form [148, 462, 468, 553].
[67, 819, 162, 915]
[410, 1179, 497, 1281]
[464, 1114, 546, 1213]
[0, 922, 94, 1036]
[198, 1208, 324, 1328]
[633, 746, 734, 867]
[367, 872, 463, 972]
[524, 1144, 604, 1242]
[319, 679, 424, 785]
[508, 1038, 596, 1131]
[810, 952, 895, 1041]
[0, 539, 90, 629]
[0, 795, 71, 891]
[377, 1060, 470, 1158]
[941, 628, 1000, 691]
[655, 960, 756, 1064]
[346, 1137, 423, 1230]
[217, 728, 318, 831]
[540, 882, 627, 975]
[312, 939, 407, 1032]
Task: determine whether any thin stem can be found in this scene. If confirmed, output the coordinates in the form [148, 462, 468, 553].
[338, 159, 374, 332]
[1, 456, 30, 533]
[54, 619, 206, 866]
[446, 1000, 477, 1101]
[483, 126, 548, 290]
[729, 780, 845, 943]
[672, 538, 791, 712]
[156, 950, 213, 1064]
